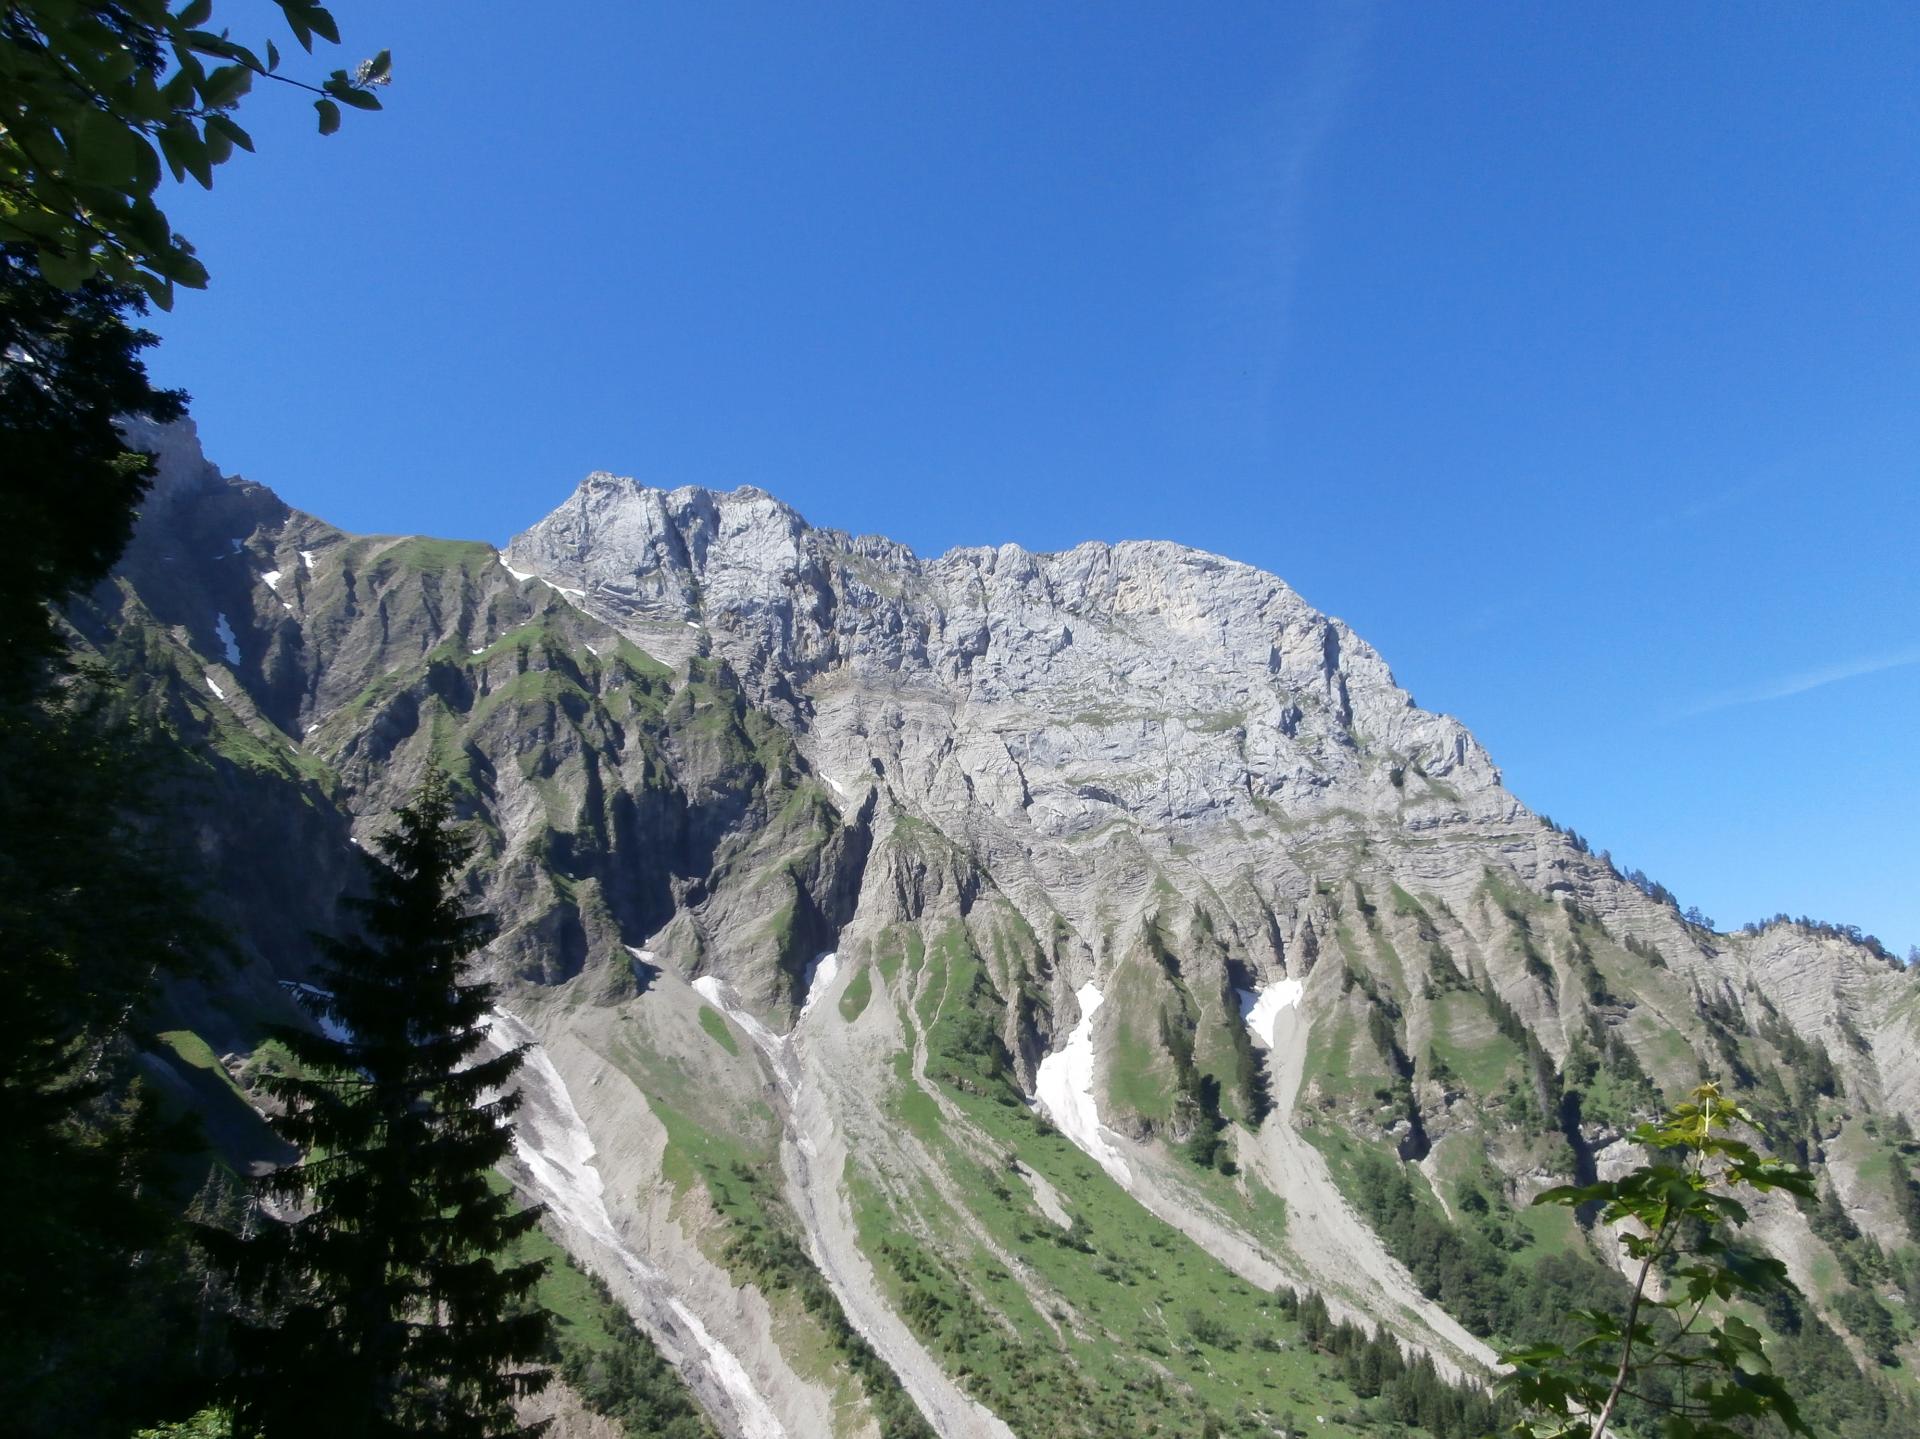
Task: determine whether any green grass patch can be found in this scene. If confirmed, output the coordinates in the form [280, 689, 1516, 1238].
[1428, 991, 1526, 1099]
[471, 665, 590, 728]
[488, 1171, 715, 1438]
[372, 536, 497, 576]
[913, 926, 951, 1031]
[860, 1059, 1380, 1439]
[697, 1005, 739, 1056]
[156, 1029, 250, 1106]
[838, 964, 873, 1022]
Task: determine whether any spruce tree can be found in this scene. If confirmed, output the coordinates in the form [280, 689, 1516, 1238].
[226, 770, 551, 1437]
[0, 247, 214, 1433]
[0, 242, 186, 697]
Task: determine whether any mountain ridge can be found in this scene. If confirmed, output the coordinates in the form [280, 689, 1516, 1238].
[85, 421, 1920, 1439]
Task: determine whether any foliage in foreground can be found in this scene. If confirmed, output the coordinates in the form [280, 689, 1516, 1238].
[0, 678, 224, 1432]
[1, 0, 384, 304]
[1500, 1083, 1815, 1439]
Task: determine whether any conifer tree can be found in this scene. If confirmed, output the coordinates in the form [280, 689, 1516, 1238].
[225, 770, 551, 1437]
[0, 242, 186, 697]
[0, 246, 213, 1434]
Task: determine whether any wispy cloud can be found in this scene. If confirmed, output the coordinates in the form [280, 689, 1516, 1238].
[1659, 479, 1757, 529]
[1181, 2, 1373, 449]
[1678, 646, 1920, 719]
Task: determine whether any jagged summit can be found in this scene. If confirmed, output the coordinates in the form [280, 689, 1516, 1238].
[504, 462, 1509, 860]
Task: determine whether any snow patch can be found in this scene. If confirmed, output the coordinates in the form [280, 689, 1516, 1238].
[1235, 979, 1304, 1049]
[304, 723, 319, 735]
[691, 976, 787, 1061]
[823, 774, 848, 799]
[299, 549, 316, 571]
[205, 674, 227, 700]
[213, 612, 241, 664]
[798, 952, 839, 1019]
[261, 569, 283, 592]
[550, 582, 586, 599]
[470, 647, 486, 656]
[485, 1011, 787, 1439]
[1034, 982, 1131, 1185]
[685, 620, 702, 629]
[280, 981, 351, 1045]
[496, 552, 534, 583]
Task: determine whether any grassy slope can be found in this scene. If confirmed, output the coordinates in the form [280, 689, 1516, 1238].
[851, 919, 1378, 1439]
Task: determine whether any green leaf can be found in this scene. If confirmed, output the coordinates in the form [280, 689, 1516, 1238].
[267, 39, 281, 71]
[1531, 1181, 1615, 1209]
[36, 244, 93, 291]
[127, 195, 173, 249]
[206, 114, 255, 154]
[70, 108, 143, 187]
[314, 98, 341, 136]
[69, 43, 141, 90]
[283, 9, 316, 53]
[0, 208, 68, 242]
[363, 48, 392, 82]
[157, 121, 212, 188]
[17, 123, 70, 174]
[133, 135, 162, 193]
[199, 64, 253, 111]
[178, 0, 214, 26]
[161, 67, 197, 110]
[134, 268, 177, 312]
[202, 120, 231, 166]
[154, 244, 209, 289]
[322, 72, 381, 111]
[182, 30, 244, 62]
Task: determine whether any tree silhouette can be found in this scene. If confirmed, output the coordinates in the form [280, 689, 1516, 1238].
[225, 769, 551, 1438]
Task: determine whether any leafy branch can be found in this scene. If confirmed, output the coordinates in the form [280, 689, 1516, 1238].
[0, 1, 386, 306]
[1499, 1083, 1816, 1439]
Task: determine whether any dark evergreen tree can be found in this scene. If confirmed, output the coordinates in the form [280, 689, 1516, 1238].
[224, 770, 552, 1437]
[0, 243, 185, 697]
[0, 249, 215, 1435]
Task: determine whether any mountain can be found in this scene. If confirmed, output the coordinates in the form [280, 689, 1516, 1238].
[84, 420, 1920, 1439]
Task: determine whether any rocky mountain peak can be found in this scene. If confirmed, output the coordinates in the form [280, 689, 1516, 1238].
[119, 414, 229, 513]
[505, 469, 1509, 842]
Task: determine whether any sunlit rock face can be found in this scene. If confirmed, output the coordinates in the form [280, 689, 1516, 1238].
[504, 471, 1527, 986]
[98, 427, 1920, 1439]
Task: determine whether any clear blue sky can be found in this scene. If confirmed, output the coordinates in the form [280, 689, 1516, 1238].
[146, 2, 1920, 955]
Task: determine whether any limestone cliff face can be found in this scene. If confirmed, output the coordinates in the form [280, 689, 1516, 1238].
[503, 473, 1919, 1097]
[96, 432, 1920, 1439]
[505, 474, 1506, 832]
[502, 477, 1514, 985]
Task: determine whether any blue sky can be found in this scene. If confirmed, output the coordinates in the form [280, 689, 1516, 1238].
[146, 2, 1919, 955]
